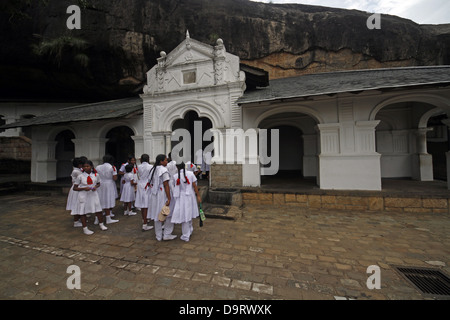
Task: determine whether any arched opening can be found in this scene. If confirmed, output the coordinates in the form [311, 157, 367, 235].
[55, 130, 75, 180]
[427, 114, 449, 181]
[374, 100, 448, 189]
[105, 126, 135, 169]
[258, 112, 319, 189]
[171, 110, 213, 163]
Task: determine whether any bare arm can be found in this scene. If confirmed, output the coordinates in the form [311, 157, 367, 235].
[193, 182, 201, 203]
[163, 180, 171, 206]
[73, 184, 89, 192]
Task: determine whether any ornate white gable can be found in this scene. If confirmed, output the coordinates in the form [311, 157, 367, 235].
[143, 31, 244, 94]
[140, 32, 246, 159]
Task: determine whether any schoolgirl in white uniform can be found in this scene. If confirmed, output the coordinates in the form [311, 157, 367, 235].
[120, 164, 137, 216]
[119, 155, 137, 197]
[95, 155, 119, 225]
[66, 157, 84, 227]
[171, 163, 201, 242]
[72, 161, 107, 235]
[147, 154, 175, 241]
[134, 154, 153, 231]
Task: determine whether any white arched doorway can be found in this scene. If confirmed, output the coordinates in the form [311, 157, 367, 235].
[171, 110, 213, 164]
[104, 126, 135, 169]
[257, 111, 320, 188]
[373, 100, 447, 182]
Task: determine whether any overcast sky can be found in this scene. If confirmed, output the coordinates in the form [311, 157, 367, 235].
[250, 0, 450, 24]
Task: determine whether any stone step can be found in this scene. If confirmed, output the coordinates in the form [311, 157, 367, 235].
[201, 202, 242, 221]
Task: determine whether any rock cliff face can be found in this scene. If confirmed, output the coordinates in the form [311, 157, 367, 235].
[0, 0, 449, 100]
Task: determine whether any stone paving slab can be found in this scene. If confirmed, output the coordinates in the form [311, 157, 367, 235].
[0, 193, 449, 300]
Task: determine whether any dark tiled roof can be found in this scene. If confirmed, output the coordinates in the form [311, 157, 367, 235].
[1, 97, 143, 129]
[239, 66, 450, 104]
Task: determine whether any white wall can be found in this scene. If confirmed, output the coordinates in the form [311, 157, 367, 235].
[30, 116, 143, 182]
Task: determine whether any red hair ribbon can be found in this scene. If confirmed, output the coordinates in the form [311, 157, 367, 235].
[87, 176, 93, 185]
[186, 178, 190, 185]
[145, 182, 150, 190]
[133, 168, 137, 174]
[160, 187, 162, 191]
[112, 166, 116, 171]
[176, 178, 180, 185]
[190, 164, 193, 168]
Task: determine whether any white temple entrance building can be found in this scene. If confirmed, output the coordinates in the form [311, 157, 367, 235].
[3, 33, 450, 193]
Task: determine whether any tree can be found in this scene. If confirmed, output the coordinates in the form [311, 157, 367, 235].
[32, 35, 90, 69]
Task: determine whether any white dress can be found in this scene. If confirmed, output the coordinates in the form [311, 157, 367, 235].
[171, 170, 199, 224]
[72, 172, 102, 215]
[66, 167, 83, 211]
[96, 163, 118, 209]
[147, 166, 170, 221]
[120, 172, 136, 202]
[134, 162, 153, 209]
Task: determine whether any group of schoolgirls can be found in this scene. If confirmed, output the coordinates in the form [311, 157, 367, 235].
[134, 153, 202, 242]
[66, 155, 120, 235]
[66, 153, 202, 242]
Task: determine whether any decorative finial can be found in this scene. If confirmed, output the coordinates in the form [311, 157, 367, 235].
[160, 51, 166, 58]
[186, 30, 190, 39]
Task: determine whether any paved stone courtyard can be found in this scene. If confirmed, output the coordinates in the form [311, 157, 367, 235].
[0, 192, 449, 300]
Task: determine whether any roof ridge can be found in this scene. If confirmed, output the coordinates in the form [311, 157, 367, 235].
[58, 97, 140, 111]
[270, 65, 450, 82]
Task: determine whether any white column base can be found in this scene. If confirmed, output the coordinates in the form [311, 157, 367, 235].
[319, 154, 381, 191]
[412, 153, 433, 181]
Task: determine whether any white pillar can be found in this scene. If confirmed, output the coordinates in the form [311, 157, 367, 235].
[164, 133, 172, 156]
[132, 135, 144, 158]
[87, 138, 108, 167]
[412, 128, 433, 181]
[242, 129, 261, 187]
[147, 132, 166, 162]
[317, 121, 381, 191]
[31, 139, 57, 182]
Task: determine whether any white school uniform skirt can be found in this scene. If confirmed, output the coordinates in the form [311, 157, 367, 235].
[97, 179, 118, 209]
[134, 182, 150, 209]
[120, 182, 136, 202]
[147, 186, 167, 222]
[171, 193, 199, 224]
[66, 185, 78, 211]
[71, 190, 102, 215]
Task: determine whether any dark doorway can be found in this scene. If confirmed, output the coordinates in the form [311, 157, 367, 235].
[105, 126, 135, 169]
[427, 114, 449, 181]
[261, 125, 303, 183]
[171, 111, 213, 162]
[55, 130, 75, 180]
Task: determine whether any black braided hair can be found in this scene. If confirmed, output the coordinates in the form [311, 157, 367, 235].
[176, 162, 189, 184]
[149, 154, 166, 186]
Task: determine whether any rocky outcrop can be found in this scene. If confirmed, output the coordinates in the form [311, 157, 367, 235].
[0, 0, 449, 100]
